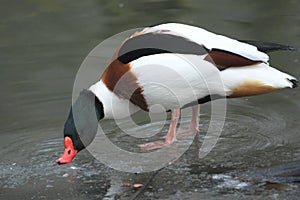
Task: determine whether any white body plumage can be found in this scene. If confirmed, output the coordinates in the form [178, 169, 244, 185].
[88, 23, 297, 119]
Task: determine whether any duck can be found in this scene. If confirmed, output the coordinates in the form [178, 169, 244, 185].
[56, 23, 298, 165]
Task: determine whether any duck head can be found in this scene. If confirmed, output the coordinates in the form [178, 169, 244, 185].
[56, 90, 104, 165]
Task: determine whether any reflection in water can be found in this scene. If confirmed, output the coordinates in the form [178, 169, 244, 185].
[0, 0, 299, 199]
[1, 99, 300, 199]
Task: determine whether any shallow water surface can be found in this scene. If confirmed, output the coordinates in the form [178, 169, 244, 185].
[1, 0, 300, 199]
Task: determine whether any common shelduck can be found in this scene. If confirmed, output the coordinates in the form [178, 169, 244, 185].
[56, 23, 298, 165]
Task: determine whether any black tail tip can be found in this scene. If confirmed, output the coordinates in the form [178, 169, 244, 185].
[288, 79, 299, 88]
[277, 45, 297, 51]
[286, 46, 297, 51]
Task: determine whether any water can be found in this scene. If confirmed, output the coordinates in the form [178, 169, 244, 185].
[1, 0, 300, 199]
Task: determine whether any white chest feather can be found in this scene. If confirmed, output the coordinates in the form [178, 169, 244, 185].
[89, 81, 140, 119]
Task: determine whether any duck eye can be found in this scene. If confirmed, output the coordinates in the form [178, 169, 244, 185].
[68, 150, 71, 155]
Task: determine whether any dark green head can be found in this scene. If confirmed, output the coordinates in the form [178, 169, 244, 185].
[56, 90, 104, 165]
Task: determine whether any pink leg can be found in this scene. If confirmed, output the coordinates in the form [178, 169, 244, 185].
[177, 105, 200, 135]
[138, 109, 180, 150]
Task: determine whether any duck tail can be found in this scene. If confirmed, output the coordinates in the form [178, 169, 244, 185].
[288, 78, 299, 88]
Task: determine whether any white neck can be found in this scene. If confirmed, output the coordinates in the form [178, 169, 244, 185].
[88, 81, 140, 119]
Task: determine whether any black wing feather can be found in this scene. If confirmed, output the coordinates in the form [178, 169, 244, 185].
[239, 40, 297, 53]
[118, 33, 208, 64]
